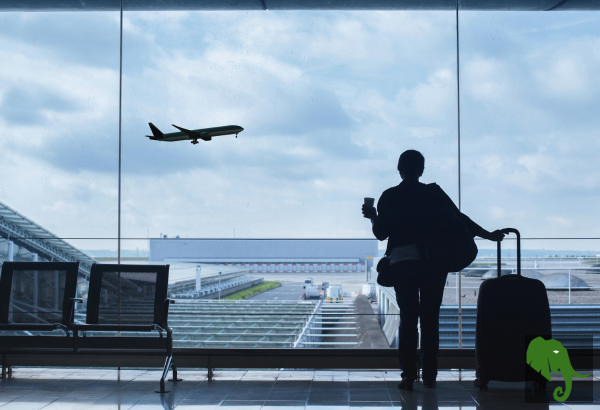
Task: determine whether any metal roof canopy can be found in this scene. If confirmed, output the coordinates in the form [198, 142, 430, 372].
[0, 200, 97, 276]
[2, 0, 598, 11]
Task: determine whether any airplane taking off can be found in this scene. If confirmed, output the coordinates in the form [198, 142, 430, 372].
[146, 123, 244, 145]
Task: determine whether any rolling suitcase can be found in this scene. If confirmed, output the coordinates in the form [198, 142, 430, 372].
[474, 228, 552, 391]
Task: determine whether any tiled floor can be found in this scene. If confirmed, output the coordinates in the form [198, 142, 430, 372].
[0, 368, 598, 409]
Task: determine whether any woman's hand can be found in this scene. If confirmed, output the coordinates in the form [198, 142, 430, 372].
[362, 204, 377, 219]
[487, 229, 505, 242]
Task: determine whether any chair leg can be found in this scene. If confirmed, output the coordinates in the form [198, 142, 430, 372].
[208, 356, 214, 380]
[0, 356, 10, 378]
[155, 355, 172, 393]
[168, 360, 183, 382]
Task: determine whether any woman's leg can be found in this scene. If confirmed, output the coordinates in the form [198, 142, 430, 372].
[393, 264, 420, 379]
[418, 269, 449, 382]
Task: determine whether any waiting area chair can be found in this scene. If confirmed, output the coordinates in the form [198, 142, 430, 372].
[72, 263, 179, 393]
[0, 262, 80, 376]
[0, 262, 179, 393]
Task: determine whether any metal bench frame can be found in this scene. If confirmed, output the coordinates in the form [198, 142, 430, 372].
[0, 262, 179, 393]
[72, 263, 179, 393]
[0, 262, 80, 377]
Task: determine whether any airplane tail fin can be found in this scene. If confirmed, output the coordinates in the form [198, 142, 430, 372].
[148, 123, 164, 139]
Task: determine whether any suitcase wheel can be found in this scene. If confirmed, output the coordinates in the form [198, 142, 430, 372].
[532, 380, 546, 392]
[475, 379, 488, 392]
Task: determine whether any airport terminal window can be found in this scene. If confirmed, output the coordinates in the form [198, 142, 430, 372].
[1, 5, 599, 350]
[0, 12, 120, 244]
[459, 11, 600, 241]
[120, 10, 460, 241]
[120, 10, 461, 347]
[0, 11, 121, 319]
[459, 10, 600, 299]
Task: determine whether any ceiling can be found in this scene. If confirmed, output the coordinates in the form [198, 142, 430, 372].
[1, 0, 598, 11]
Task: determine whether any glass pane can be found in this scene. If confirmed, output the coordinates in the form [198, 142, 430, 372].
[0, 11, 120, 242]
[121, 10, 459, 242]
[0, 9, 120, 330]
[121, 9, 459, 349]
[459, 10, 600, 347]
[459, 11, 600, 238]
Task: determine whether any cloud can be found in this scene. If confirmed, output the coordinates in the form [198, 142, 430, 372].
[1, 10, 599, 244]
[546, 215, 572, 228]
[412, 69, 455, 120]
[0, 13, 120, 69]
[490, 206, 506, 219]
[478, 155, 503, 178]
[0, 86, 75, 125]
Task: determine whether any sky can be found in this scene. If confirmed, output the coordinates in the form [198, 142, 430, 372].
[0, 10, 599, 253]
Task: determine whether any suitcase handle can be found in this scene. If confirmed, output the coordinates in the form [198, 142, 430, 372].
[496, 228, 520, 277]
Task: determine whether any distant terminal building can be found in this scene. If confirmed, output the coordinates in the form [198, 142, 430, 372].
[149, 238, 378, 273]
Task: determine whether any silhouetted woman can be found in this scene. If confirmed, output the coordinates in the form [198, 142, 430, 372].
[362, 150, 503, 390]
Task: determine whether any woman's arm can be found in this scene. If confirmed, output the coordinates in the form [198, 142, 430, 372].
[361, 193, 390, 241]
[434, 185, 505, 242]
[459, 213, 505, 241]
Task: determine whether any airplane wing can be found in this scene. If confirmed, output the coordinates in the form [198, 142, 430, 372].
[172, 124, 211, 141]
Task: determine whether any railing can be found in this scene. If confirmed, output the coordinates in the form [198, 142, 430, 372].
[446, 266, 600, 305]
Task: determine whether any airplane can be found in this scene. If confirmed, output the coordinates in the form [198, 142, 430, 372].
[146, 123, 244, 145]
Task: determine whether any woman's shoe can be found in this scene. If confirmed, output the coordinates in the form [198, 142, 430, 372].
[397, 377, 415, 391]
[423, 379, 437, 388]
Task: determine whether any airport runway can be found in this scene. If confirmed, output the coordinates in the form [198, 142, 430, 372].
[257, 271, 368, 293]
[246, 282, 307, 301]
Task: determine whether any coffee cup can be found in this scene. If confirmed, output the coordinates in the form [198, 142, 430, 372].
[364, 197, 375, 207]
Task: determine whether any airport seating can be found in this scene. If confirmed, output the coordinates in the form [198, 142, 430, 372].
[0, 261, 80, 376]
[72, 263, 179, 393]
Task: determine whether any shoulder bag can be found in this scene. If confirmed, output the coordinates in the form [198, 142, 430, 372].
[376, 256, 396, 287]
[417, 183, 478, 272]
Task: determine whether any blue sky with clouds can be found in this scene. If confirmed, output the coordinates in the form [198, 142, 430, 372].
[0, 10, 598, 251]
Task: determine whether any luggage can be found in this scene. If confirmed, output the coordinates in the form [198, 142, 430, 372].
[474, 228, 552, 391]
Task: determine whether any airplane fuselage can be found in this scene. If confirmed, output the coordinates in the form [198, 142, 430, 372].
[147, 123, 244, 144]
[158, 125, 243, 142]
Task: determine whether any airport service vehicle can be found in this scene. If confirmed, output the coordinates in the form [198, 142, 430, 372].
[362, 283, 377, 302]
[304, 284, 321, 299]
[303, 277, 314, 289]
[326, 284, 343, 302]
[146, 123, 244, 145]
[474, 228, 552, 393]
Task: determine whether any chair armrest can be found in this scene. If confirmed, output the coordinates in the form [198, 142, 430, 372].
[67, 298, 85, 325]
[55, 323, 70, 336]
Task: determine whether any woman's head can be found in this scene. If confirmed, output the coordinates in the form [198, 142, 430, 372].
[397, 150, 425, 179]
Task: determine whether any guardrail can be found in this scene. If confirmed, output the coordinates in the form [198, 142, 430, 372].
[447, 266, 600, 305]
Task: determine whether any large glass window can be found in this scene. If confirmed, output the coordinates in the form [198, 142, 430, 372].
[0, 10, 121, 329]
[0, 12, 120, 245]
[119, 10, 460, 348]
[2, 4, 598, 351]
[459, 10, 600, 289]
[459, 10, 600, 346]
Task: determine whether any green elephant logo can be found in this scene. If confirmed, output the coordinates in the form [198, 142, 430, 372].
[526, 336, 590, 402]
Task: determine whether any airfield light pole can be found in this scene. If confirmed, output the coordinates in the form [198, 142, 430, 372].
[218, 272, 222, 301]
